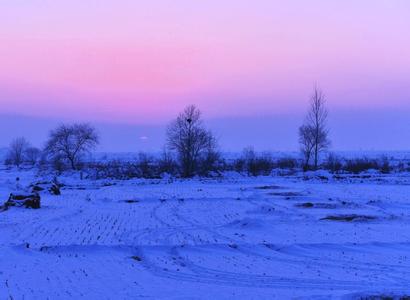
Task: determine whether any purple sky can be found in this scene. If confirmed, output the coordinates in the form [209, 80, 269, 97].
[0, 1, 409, 151]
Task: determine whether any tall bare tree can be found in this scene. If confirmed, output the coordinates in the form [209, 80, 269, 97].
[6, 137, 30, 167]
[45, 123, 99, 170]
[299, 87, 330, 170]
[166, 105, 217, 177]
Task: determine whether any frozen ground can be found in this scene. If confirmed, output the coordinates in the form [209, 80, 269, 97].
[1, 169, 410, 299]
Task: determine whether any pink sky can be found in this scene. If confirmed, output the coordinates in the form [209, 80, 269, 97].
[0, 0, 409, 124]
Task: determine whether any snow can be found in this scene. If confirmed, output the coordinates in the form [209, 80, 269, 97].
[1, 168, 410, 299]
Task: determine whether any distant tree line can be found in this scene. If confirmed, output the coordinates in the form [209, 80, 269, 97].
[4, 87, 405, 177]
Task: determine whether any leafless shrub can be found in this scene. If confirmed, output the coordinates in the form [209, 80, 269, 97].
[137, 152, 159, 178]
[234, 147, 274, 176]
[324, 153, 343, 173]
[89, 160, 139, 180]
[198, 136, 222, 176]
[379, 156, 391, 174]
[158, 148, 178, 175]
[343, 157, 391, 174]
[25, 147, 41, 166]
[275, 157, 298, 169]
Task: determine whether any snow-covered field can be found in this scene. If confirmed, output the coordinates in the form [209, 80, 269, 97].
[1, 169, 410, 299]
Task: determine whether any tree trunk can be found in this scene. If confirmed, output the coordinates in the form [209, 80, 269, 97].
[69, 158, 76, 170]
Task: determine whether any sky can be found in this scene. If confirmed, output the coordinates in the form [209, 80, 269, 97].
[0, 0, 409, 151]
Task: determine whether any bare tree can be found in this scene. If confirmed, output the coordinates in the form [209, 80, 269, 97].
[299, 87, 330, 170]
[166, 105, 217, 177]
[6, 137, 30, 167]
[45, 123, 99, 170]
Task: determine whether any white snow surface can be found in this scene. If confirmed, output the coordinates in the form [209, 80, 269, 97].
[1, 169, 410, 299]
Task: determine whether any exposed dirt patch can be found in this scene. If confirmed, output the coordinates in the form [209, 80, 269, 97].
[122, 200, 139, 204]
[228, 244, 238, 249]
[255, 185, 282, 190]
[296, 202, 339, 209]
[296, 202, 314, 208]
[131, 256, 142, 261]
[269, 192, 304, 197]
[321, 214, 376, 222]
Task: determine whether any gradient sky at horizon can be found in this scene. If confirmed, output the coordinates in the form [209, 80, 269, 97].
[0, 1, 409, 150]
